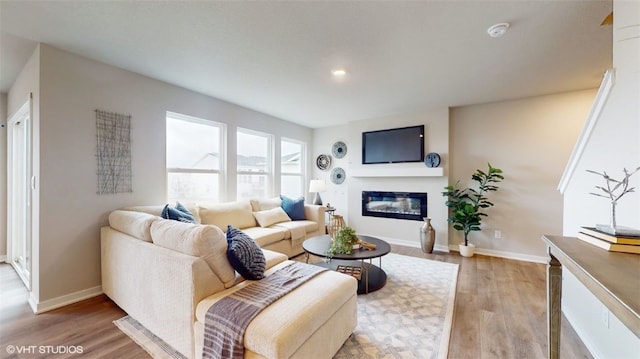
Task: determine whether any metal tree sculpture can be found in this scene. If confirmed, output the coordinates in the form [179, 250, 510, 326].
[586, 166, 640, 229]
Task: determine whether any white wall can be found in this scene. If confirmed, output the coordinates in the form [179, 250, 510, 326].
[561, 0, 640, 356]
[562, 268, 640, 358]
[0, 93, 7, 261]
[450, 89, 595, 261]
[9, 44, 313, 310]
[313, 91, 595, 258]
[314, 109, 450, 250]
[312, 124, 350, 212]
[562, 1, 640, 236]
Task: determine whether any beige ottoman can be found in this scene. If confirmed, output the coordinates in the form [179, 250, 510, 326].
[194, 261, 357, 358]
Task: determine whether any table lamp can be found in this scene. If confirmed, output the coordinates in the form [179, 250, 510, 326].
[309, 179, 326, 205]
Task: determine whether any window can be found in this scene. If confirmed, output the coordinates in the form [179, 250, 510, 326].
[281, 138, 305, 198]
[166, 112, 224, 203]
[237, 128, 272, 200]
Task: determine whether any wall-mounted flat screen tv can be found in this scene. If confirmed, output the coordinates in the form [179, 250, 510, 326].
[362, 125, 424, 164]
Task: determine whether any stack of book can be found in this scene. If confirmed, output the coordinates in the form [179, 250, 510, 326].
[577, 227, 640, 254]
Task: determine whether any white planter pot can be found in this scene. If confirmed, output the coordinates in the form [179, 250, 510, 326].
[459, 243, 476, 257]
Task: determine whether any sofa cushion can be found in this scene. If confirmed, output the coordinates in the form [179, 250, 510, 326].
[253, 207, 291, 228]
[199, 200, 257, 232]
[161, 202, 196, 223]
[250, 197, 282, 212]
[299, 220, 319, 233]
[108, 210, 160, 242]
[280, 195, 306, 220]
[241, 227, 287, 247]
[125, 203, 201, 224]
[150, 219, 236, 288]
[226, 225, 266, 280]
[273, 220, 317, 240]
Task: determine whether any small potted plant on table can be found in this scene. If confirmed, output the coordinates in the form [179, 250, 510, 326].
[442, 163, 504, 257]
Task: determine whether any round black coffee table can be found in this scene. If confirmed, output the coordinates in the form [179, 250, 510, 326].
[302, 234, 391, 294]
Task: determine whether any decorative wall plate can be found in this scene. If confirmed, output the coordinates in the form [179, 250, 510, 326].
[332, 141, 347, 159]
[331, 167, 346, 184]
[424, 152, 441, 168]
[316, 154, 331, 171]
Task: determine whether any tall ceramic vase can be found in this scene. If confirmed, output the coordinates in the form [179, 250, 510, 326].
[420, 217, 435, 253]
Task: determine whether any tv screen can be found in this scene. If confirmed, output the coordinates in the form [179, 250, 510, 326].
[362, 125, 424, 164]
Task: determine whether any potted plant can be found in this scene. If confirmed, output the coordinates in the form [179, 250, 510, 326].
[328, 226, 360, 256]
[442, 163, 504, 257]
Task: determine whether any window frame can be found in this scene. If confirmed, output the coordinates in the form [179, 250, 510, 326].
[280, 137, 307, 198]
[166, 111, 226, 203]
[236, 127, 274, 199]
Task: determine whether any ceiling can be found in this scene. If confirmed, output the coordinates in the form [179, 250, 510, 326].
[0, 0, 612, 128]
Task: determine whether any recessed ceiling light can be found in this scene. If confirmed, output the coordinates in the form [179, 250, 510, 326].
[487, 22, 510, 38]
[332, 69, 347, 77]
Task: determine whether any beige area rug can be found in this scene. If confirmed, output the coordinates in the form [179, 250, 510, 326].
[114, 253, 459, 359]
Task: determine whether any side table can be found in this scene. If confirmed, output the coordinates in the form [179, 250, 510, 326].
[324, 206, 335, 234]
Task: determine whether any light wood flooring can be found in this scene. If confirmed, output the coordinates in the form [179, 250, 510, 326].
[0, 246, 592, 359]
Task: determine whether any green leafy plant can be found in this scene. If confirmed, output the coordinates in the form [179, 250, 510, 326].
[442, 163, 504, 246]
[328, 226, 359, 256]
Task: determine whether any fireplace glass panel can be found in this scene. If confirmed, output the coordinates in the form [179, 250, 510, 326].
[362, 191, 427, 221]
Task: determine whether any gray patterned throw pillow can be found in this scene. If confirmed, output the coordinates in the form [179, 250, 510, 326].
[226, 225, 266, 280]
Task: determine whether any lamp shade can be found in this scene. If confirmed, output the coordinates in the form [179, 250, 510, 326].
[309, 179, 326, 193]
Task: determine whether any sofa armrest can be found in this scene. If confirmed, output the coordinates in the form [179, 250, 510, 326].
[304, 204, 326, 228]
[101, 227, 220, 358]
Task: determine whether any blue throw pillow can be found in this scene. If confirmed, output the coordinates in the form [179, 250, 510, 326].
[226, 225, 266, 280]
[161, 202, 196, 223]
[280, 195, 306, 220]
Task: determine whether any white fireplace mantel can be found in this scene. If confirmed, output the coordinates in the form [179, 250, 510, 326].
[349, 167, 444, 178]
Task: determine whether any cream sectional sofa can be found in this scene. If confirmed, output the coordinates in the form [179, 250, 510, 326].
[101, 202, 357, 359]
[126, 198, 325, 258]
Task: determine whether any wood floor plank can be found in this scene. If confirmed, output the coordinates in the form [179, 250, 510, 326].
[1, 246, 593, 358]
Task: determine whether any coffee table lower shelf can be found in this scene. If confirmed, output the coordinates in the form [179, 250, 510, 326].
[313, 259, 387, 294]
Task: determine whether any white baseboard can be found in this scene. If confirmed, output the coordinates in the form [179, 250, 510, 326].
[362, 233, 547, 263]
[367, 235, 450, 253]
[28, 286, 103, 314]
[448, 245, 548, 264]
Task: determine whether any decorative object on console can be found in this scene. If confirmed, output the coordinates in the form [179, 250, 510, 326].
[161, 202, 196, 223]
[308, 180, 326, 205]
[586, 166, 640, 235]
[419, 217, 436, 253]
[332, 141, 347, 159]
[280, 195, 306, 220]
[331, 167, 346, 184]
[580, 226, 640, 245]
[576, 231, 640, 254]
[316, 154, 331, 171]
[424, 152, 441, 168]
[226, 225, 266, 280]
[442, 163, 504, 257]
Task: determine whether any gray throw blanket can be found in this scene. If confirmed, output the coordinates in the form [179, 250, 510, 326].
[202, 262, 327, 359]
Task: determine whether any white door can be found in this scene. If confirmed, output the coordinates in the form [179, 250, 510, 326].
[8, 99, 32, 290]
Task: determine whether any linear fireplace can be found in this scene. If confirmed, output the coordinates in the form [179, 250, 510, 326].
[362, 191, 427, 221]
